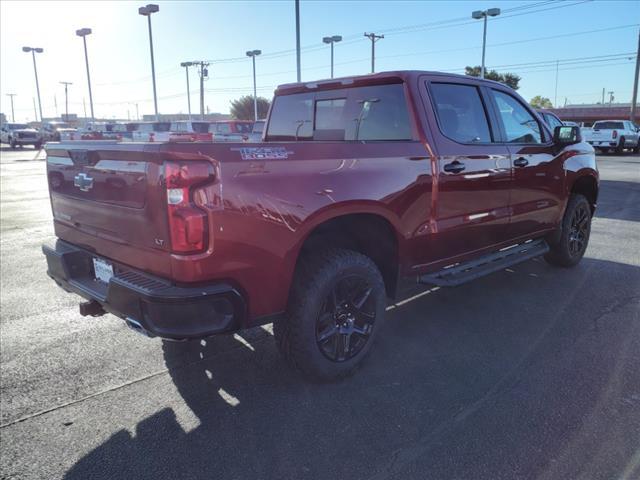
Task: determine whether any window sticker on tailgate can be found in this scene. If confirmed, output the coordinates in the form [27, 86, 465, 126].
[235, 147, 293, 160]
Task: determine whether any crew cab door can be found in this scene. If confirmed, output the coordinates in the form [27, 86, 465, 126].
[486, 87, 564, 239]
[421, 78, 511, 263]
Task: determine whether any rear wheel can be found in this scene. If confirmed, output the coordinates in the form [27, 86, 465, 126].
[274, 249, 386, 381]
[545, 194, 592, 268]
[615, 137, 625, 154]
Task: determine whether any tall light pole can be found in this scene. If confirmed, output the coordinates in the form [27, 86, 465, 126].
[471, 8, 500, 79]
[22, 47, 44, 122]
[6, 94, 16, 122]
[246, 50, 262, 121]
[76, 28, 95, 121]
[295, 0, 301, 82]
[364, 32, 384, 73]
[630, 27, 640, 122]
[60, 82, 72, 120]
[138, 4, 160, 120]
[322, 35, 342, 79]
[180, 62, 193, 120]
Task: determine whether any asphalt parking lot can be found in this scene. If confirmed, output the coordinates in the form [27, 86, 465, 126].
[0, 146, 639, 480]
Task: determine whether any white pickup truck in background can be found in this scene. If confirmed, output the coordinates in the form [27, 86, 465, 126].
[583, 120, 639, 154]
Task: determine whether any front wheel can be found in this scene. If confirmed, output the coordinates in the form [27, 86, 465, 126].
[545, 194, 592, 268]
[274, 249, 386, 381]
[9, 139, 16, 149]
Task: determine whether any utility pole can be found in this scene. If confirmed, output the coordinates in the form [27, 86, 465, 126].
[364, 32, 384, 73]
[6, 93, 16, 122]
[630, 27, 640, 122]
[608, 91, 614, 106]
[602, 88, 605, 104]
[554, 60, 559, 107]
[295, 0, 301, 82]
[54, 95, 58, 117]
[83, 97, 87, 119]
[32, 97, 38, 122]
[197, 61, 210, 120]
[60, 82, 72, 120]
[136, 103, 139, 120]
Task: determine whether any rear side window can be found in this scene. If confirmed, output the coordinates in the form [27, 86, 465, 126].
[430, 83, 492, 143]
[492, 90, 542, 144]
[593, 121, 624, 130]
[191, 122, 209, 133]
[216, 123, 231, 134]
[234, 123, 253, 133]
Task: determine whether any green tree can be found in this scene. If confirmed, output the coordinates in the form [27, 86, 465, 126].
[464, 66, 521, 90]
[530, 95, 553, 109]
[230, 95, 271, 120]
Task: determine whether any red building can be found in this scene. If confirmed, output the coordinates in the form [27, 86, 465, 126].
[547, 103, 636, 126]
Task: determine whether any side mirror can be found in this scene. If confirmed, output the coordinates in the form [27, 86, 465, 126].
[553, 125, 581, 146]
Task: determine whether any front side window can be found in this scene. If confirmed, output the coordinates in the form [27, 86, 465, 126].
[430, 83, 492, 143]
[543, 113, 563, 130]
[492, 90, 542, 144]
[216, 123, 231, 134]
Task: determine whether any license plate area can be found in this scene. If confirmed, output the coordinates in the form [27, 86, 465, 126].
[93, 257, 114, 284]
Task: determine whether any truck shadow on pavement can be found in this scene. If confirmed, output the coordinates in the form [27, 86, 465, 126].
[594, 180, 640, 222]
[63, 257, 640, 480]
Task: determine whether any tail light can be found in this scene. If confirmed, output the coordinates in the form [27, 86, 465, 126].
[612, 130, 618, 139]
[164, 161, 215, 253]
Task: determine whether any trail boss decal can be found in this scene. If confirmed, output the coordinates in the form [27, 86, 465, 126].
[236, 147, 293, 160]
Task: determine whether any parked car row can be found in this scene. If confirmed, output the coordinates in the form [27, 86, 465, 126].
[1, 118, 267, 149]
[535, 110, 639, 155]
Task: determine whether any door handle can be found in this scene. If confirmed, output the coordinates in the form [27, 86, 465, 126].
[514, 157, 529, 167]
[443, 160, 466, 173]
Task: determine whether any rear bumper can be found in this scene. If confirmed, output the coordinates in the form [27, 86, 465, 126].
[42, 240, 246, 340]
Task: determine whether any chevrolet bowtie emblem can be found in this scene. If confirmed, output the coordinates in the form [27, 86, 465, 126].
[74, 172, 94, 192]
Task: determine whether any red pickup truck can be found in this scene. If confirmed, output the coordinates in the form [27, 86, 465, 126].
[43, 71, 598, 381]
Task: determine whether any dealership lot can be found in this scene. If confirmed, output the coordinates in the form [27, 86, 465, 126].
[1, 147, 639, 479]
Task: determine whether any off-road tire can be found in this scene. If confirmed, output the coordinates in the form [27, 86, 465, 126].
[274, 249, 386, 381]
[545, 194, 592, 268]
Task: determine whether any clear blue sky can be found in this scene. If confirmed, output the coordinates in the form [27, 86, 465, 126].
[1, 0, 638, 121]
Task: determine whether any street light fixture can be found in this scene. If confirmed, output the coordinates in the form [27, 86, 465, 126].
[471, 8, 500, 79]
[22, 46, 44, 122]
[75, 28, 95, 121]
[246, 50, 262, 121]
[322, 35, 342, 79]
[139, 4, 160, 120]
[180, 61, 194, 120]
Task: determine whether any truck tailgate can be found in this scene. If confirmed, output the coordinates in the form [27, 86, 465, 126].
[46, 142, 173, 277]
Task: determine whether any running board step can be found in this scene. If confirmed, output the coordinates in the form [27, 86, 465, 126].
[419, 239, 550, 287]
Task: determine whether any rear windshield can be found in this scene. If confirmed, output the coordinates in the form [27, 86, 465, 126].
[7, 123, 29, 129]
[593, 121, 624, 130]
[266, 83, 412, 141]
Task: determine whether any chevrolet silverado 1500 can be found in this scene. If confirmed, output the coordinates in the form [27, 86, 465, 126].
[43, 71, 598, 381]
